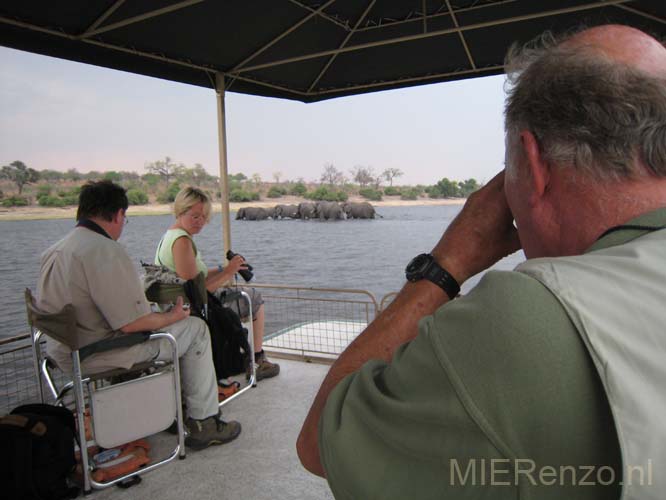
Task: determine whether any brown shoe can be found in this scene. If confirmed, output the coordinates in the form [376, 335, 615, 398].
[246, 351, 280, 381]
[184, 415, 241, 450]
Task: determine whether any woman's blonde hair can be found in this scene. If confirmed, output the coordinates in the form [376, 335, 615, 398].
[173, 186, 212, 222]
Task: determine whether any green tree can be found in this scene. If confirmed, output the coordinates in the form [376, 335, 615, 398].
[435, 177, 461, 197]
[127, 188, 149, 205]
[84, 171, 102, 180]
[63, 168, 82, 181]
[39, 169, 63, 181]
[289, 182, 307, 196]
[141, 173, 161, 187]
[145, 156, 184, 186]
[458, 178, 480, 197]
[156, 182, 181, 203]
[1, 161, 39, 194]
[103, 171, 123, 182]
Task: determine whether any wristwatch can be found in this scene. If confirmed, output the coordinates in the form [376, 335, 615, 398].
[405, 253, 460, 300]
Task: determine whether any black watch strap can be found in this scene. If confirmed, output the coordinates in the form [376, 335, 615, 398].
[424, 261, 460, 300]
[406, 253, 460, 300]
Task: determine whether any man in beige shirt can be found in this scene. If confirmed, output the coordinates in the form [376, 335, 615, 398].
[39, 180, 240, 450]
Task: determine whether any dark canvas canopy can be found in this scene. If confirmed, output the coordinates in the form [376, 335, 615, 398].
[1, 0, 665, 103]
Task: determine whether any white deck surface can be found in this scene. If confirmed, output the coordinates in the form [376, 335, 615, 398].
[264, 320, 366, 357]
[94, 358, 334, 500]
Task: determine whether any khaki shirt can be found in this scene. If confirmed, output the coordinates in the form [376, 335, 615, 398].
[39, 226, 153, 372]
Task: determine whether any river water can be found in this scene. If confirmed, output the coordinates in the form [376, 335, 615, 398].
[0, 205, 525, 339]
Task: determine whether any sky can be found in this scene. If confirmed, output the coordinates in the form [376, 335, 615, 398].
[0, 46, 508, 186]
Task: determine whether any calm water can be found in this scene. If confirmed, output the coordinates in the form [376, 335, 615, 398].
[0, 205, 525, 338]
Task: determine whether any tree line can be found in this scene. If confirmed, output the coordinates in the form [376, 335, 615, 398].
[0, 158, 481, 208]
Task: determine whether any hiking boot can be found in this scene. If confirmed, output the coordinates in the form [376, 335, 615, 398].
[184, 415, 241, 450]
[246, 350, 280, 381]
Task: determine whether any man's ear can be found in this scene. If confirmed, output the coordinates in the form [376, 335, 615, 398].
[520, 130, 550, 203]
[112, 209, 124, 225]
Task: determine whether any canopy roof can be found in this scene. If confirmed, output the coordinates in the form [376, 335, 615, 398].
[1, 1, 665, 103]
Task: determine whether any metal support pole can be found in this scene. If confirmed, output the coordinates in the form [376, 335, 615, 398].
[215, 73, 232, 259]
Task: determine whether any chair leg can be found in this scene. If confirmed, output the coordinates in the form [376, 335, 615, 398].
[72, 352, 92, 494]
[30, 328, 46, 403]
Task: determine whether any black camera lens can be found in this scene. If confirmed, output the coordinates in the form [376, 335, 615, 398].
[226, 250, 254, 282]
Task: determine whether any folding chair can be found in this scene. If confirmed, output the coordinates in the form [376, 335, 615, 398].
[25, 289, 186, 493]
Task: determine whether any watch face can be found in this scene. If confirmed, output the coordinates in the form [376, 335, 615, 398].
[406, 253, 431, 280]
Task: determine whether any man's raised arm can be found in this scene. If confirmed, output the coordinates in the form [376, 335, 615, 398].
[296, 171, 520, 477]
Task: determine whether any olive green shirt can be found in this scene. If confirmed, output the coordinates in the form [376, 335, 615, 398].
[317, 210, 666, 499]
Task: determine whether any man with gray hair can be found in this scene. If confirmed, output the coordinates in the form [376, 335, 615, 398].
[298, 25, 666, 499]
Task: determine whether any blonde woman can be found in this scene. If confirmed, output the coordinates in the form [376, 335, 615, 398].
[155, 186, 279, 381]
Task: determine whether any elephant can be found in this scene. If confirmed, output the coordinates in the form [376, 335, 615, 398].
[272, 204, 300, 219]
[341, 202, 380, 219]
[236, 206, 270, 220]
[315, 201, 346, 220]
[297, 202, 316, 220]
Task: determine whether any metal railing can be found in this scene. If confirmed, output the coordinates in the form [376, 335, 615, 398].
[1, 285, 400, 412]
[0, 334, 69, 414]
[252, 283, 379, 361]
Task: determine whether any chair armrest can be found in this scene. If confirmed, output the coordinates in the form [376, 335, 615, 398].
[79, 332, 151, 362]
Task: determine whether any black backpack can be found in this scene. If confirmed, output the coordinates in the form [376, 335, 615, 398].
[204, 291, 251, 379]
[0, 403, 78, 500]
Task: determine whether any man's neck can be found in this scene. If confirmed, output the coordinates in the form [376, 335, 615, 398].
[78, 217, 115, 240]
[555, 176, 666, 254]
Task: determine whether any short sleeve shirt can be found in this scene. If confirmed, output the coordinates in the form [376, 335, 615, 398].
[319, 270, 622, 499]
[155, 228, 208, 277]
[39, 227, 153, 372]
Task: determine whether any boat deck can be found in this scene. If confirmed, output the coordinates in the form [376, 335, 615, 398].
[94, 357, 333, 500]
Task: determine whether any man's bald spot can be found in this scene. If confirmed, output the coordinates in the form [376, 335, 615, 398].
[561, 24, 666, 77]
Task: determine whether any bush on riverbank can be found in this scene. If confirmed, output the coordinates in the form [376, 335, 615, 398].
[359, 188, 382, 201]
[230, 189, 260, 202]
[267, 186, 287, 198]
[2, 195, 30, 207]
[383, 186, 401, 196]
[400, 188, 421, 200]
[305, 186, 347, 202]
[38, 195, 66, 207]
[127, 188, 149, 205]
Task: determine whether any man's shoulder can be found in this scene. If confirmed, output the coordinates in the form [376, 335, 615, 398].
[62, 227, 127, 259]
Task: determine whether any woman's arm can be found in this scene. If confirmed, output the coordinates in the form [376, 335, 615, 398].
[203, 255, 248, 291]
[171, 236, 200, 280]
[171, 236, 248, 291]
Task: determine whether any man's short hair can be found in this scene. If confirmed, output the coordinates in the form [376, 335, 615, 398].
[504, 29, 666, 181]
[77, 180, 129, 222]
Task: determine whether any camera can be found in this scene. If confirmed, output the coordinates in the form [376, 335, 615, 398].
[226, 250, 254, 282]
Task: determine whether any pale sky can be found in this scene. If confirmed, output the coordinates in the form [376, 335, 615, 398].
[0, 46, 507, 186]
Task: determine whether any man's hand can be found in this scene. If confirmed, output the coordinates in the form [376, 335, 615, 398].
[168, 296, 190, 323]
[433, 170, 521, 285]
[121, 295, 191, 334]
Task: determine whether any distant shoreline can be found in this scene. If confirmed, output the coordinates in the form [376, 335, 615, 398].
[0, 196, 465, 222]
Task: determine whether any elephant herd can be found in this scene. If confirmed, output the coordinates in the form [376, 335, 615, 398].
[236, 201, 380, 221]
